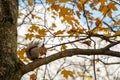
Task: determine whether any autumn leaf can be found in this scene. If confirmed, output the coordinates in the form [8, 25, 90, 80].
[31, 14, 42, 20]
[77, 72, 92, 80]
[17, 48, 29, 62]
[61, 69, 74, 79]
[108, 2, 118, 11]
[59, 0, 68, 3]
[28, 24, 39, 32]
[86, 76, 92, 80]
[46, 0, 55, 3]
[99, 0, 107, 4]
[18, 12, 23, 18]
[37, 28, 46, 36]
[82, 40, 91, 46]
[114, 20, 120, 26]
[61, 44, 67, 51]
[113, 30, 120, 36]
[27, 0, 33, 6]
[30, 73, 37, 80]
[50, 4, 60, 11]
[25, 33, 34, 40]
[104, 33, 111, 37]
[96, 18, 102, 27]
[54, 30, 65, 35]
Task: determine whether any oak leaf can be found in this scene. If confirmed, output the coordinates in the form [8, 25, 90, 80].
[61, 69, 74, 79]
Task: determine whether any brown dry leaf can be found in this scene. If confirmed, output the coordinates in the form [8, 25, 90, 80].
[96, 18, 102, 27]
[61, 69, 74, 79]
[82, 40, 91, 46]
[30, 73, 37, 80]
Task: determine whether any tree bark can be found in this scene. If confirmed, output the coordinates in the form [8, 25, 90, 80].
[0, 0, 24, 80]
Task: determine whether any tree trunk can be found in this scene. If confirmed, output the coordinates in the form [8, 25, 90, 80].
[0, 0, 23, 80]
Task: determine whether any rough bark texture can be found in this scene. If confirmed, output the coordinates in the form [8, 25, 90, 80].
[0, 0, 23, 80]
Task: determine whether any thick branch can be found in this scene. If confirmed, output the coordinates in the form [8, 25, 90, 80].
[21, 48, 120, 75]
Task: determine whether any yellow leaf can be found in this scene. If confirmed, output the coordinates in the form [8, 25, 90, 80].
[54, 30, 65, 35]
[25, 34, 34, 40]
[114, 30, 120, 36]
[46, 0, 55, 3]
[114, 20, 120, 26]
[59, 0, 68, 3]
[61, 44, 67, 51]
[18, 13, 23, 18]
[27, 0, 33, 6]
[77, 72, 92, 80]
[49, 23, 56, 30]
[86, 76, 92, 80]
[104, 33, 111, 37]
[28, 24, 39, 32]
[61, 69, 74, 79]
[17, 48, 29, 62]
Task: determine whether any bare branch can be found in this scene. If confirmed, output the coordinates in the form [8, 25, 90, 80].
[104, 41, 120, 50]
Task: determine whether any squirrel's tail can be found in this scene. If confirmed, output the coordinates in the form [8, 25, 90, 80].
[26, 41, 39, 60]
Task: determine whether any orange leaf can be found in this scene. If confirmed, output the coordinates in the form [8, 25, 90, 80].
[46, 0, 55, 3]
[51, 4, 60, 11]
[108, 2, 118, 11]
[59, 0, 68, 3]
[54, 30, 65, 35]
[61, 69, 74, 79]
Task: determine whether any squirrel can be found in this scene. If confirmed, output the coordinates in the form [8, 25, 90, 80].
[25, 41, 47, 60]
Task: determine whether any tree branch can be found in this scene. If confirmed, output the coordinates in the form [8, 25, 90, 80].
[21, 48, 120, 75]
[104, 41, 120, 50]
